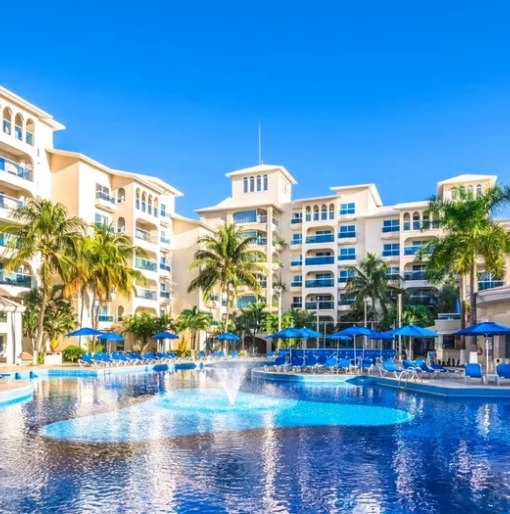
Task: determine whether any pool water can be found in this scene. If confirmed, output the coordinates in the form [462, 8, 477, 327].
[0, 368, 509, 513]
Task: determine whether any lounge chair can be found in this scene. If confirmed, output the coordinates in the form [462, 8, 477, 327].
[229, 350, 239, 358]
[464, 363, 486, 384]
[337, 358, 351, 374]
[379, 360, 406, 379]
[317, 356, 338, 373]
[496, 364, 510, 386]
[415, 360, 443, 379]
[304, 353, 320, 373]
[430, 363, 462, 377]
[359, 358, 374, 374]
[197, 351, 206, 360]
[78, 354, 94, 368]
[402, 360, 422, 379]
[266, 351, 275, 359]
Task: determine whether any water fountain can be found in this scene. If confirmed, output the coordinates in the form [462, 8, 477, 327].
[209, 366, 248, 407]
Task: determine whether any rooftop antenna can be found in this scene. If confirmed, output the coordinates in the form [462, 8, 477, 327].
[258, 121, 263, 165]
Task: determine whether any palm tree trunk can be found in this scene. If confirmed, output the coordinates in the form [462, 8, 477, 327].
[459, 275, 466, 331]
[224, 284, 230, 331]
[34, 288, 48, 365]
[469, 263, 477, 326]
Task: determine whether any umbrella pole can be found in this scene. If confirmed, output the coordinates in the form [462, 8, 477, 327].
[486, 336, 489, 373]
[354, 337, 357, 373]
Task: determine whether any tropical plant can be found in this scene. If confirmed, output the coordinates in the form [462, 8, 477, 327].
[5, 199, 85, 363]
[344, 253, 399, 321]
[188, 224, 266, 331]
[122, 313, 174, 351]
[422, 184, 510, 333]
[239, 302, 267, 348]
[288, 308, 316, 328]
[62, 345, 85, 363]
[263, 311, 293, 334]
[65, 224, 145, 329]
[176, 306, 213, 352]
[379, 304, 434, 331]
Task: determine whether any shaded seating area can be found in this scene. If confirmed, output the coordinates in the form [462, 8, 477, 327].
[464, 363, 486, 384]
[496, 364, 510, 386]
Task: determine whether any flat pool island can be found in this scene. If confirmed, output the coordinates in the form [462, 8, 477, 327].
[1, 362, 510, 513]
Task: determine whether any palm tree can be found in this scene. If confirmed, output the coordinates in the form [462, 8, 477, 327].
[176, 306, 213, 353]
[122, 312, 174, 351]
[66, 224, 145, 329]
[4, 199, 85, 363]
[344, 253, 398, 322]
[188, 224, 266, 331]
[423, 185, 510, 333]
[288, 308, 316, 328]
[240, 301, 267, 349]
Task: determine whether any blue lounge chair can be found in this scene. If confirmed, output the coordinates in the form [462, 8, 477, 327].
[338, 358, 351, 373]
[430, 363, 462, 377]
[464, 363, 486, 384]
[496, 363, 510, 386]
[359, 357, 374, 374]
[266, 351, 275, 358]
[197, 350, 206, 360]
[216, 351, 225, 359]
[229, 350, 239, 358]
[317, 356, 338, 373]
[415, 360, 443, 379]
[379, 360, 406, 379]
[402, 360, 422, 379]
[78, 354, 94, 367]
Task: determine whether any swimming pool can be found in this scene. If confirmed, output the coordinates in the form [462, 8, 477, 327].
[0, 367, 509, 513]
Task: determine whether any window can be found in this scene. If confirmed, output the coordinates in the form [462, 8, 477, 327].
[243, 177, 248, 193]
[382, 243, 400, 257]
[403, 213, 410, 231]
[237, 296, 256, 308]
[249, 176, 255, 192]
[386, 266, 399, 277]
[141, 193, 147, 212]
[291, 213, 302, 224]
[291, 234, 302, 244]
[291, 255, 303, 266]
[339, 225, 356, 238]
[292, 296, 302, 307]
[117, 188, 126, 204]
[339, 293, 354, 306]
[256, 175, 261, 191]
[338, 248, 356, 260]
[476, 184, 482, 197]
[160, 204, 167, 217]
[412, 212, 420, 230]
[382, 220, 400, 232]
[339, 203, 355, 215]
[291, 275, 302, 286]
[135, 189, 140, 210]
[338, 269, 354, 283]
[95, 184, 113, 203]
[263, 175, 268, 190]
[94, 213, 108, 227]
[233, 210, 257, 224]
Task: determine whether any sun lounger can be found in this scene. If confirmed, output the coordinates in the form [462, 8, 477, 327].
[415, 360, 443, 378]
[430, 363, 462, 377]
[229, 350, 239, 358]
[496, 363, 510, 386]
[464, 363, 485, 384]
[337, 358, 351, 373]
[402, 360, 422, 379]
[379, 360, 406, 379]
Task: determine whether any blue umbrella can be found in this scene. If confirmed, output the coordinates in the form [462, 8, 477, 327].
[215, 332, 240, 341]
[299, 327, 322, 338]
[384, 324, 437, 361]
[265, 328, 304, 339]
[326, 333, 352, 359]
[152, 331, 179, 340]
[67, 327, 104, 337]
[452, 321, 510, 371]
[97, 332, 124, 353]
[328, 326, 373, 364]
[366, 330, 394, 360]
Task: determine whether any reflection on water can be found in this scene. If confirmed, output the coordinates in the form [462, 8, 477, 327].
[0, 369, 509, 513]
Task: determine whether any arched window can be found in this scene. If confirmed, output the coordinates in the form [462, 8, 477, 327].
[305, 206, 311, 221]
[412, 212, 420, 230]
[452, 188, 458, 200]
[25, 118, 34, 145]
[117, 217, 126, 233]
[117, 306, 124, 321]
[422, 212, 430, 230]
[329, 203, 335, 220]
[313, 205, 319, 221]
[467, 185, 474, 197]
[243, 177, 248, 193]
[117, 188, 125, 204]
[141, 192, 147, 212]
[403, 212, 410, 231]
[154, 198, 159, 217]
[148, 195, 153, 215]
[256, 175, 261, 191]
[321, 204, 327, 221]
[476, 184, 482, 197]
[14, 113, 23, 140]
[135, 189, 140, 210]
[2, 107, 12, 135]
[263, 175, 268, 190]
[249, 176, 255, 192]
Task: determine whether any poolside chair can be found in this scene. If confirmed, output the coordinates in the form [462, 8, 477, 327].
[229, 350, 239, 358]
[464, 363, 486, 384]
[317, 356, 338, 373]
[359, 358, 374, 374]
[496, 364, 510, 386]
[415, 360, 443, 379]
[402, 360, 422, 380]
[197, 350, 206, 360]
[304, 353, 320, 373]
[430, 363, 462, 377]
[379, 360, 406, 379]
[111, 353, 128, 366]
[337, 358, 351, 374]
[266, 351, 275, 359]
[78, 354, 94, 368]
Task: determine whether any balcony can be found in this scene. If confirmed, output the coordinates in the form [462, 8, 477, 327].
[0, 194, 22, 214]
[159, 263, 171, 272]
[98, 315, 114, 322]
[305, 234, 334, 244]
[305, 256, 334, 265]
[95, 191, 116, 212]
[135, 228, 157, 244]
[337, 253, 356, 261]
[305, 301, 335, 310]
[135, 257, 157, 272]
[291, 218, 302, 224]
[338, 232, 356, 240]
[338, 298, 354, 306]
[0, 156, 33, 182]
[404, 271, 427, 281]
[160, 290, 171, 300]
[135, 287, 158, 301]
[404, 245, 432, 256]
[160, 236, 171, 245]
[290, 281, 303, 288]
[0, 234, 17, 248]
[256, 238, 267, 246]
[478, 280, 504, 291]
[305, 278, 334, 287]
[291, 302, 303, 309]
[0, 272, 32, 288]
[291, 259, 303, 267]
[382, 250, 400, 258]
[290, 238, 302, 246]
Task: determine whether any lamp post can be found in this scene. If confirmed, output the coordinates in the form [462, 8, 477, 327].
[363, 297, 369, 354]
[316, 299, 320, 348]
[274, 284, 283, 331]
[397, 292, 403, 360]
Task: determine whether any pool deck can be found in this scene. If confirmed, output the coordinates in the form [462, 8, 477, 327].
[252, 368, 510, 398]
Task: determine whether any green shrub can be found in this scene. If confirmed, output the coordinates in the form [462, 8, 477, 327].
[63, 345, 85, 362]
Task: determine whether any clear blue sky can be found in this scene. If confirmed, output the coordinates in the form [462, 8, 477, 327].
[2, 0, 510, 217]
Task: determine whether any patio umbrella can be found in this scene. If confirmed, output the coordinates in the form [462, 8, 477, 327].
[452, 321, 510, 372]
[328, 326, 373, 364]
[152, 331, 179, 352]
[97, 332, 124, 353]
[325, 333, 352, 360]
[67, 327, 104, 337]
[266, 328, 305, 361]
[385, 324, 437, 360]
[367, 330, 394, 360]
[298, 327, 322, 351]
[215, 331, 240, 353]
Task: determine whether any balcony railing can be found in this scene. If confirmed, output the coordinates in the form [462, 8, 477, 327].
[159, 263, 171, 272]
[291, 281, 303, 287]
[160, 291, 171, 299]
[305, 234, 334, 244]
[0, 273, 31, 288]
[338, 298, 354, 306]
[338, 232, 356, 239]
[0, 234, 17, 248]
[135, 257, 157, 272]
[291, 238, 302, 245]
[291, 302, 303, 309]
[258, 280, 267, 288]
[98, 315, 114, 322]
[0, 156, 33, 181]
[404, 271, 427, 281]
[338, 253, 355, 261]
[338, 275, 353, 283]
[305, 256, 334, 265]
[382, 225, 400, 233]
[135, 288, 158, 300]
[135, 228, 157, 244]
[291, 218, 302, 224]
[404, 245, 432, 256]
[3, 120, 11, 135]
[305, 301, 335, 310]
[95, 191, 116, 204]
[478, 280, 504, 291]
[26, 131, 34, 146]
[438, 313, 461, 320]
[291, 259, 303, 267]
[14, 125, 22, 140]
[256, 238, 267, 245]
[160, 236, 171, 245]
[0, 194, 23, 210]
[305, 278, 334, 287]
[382, 250, 400, 257]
